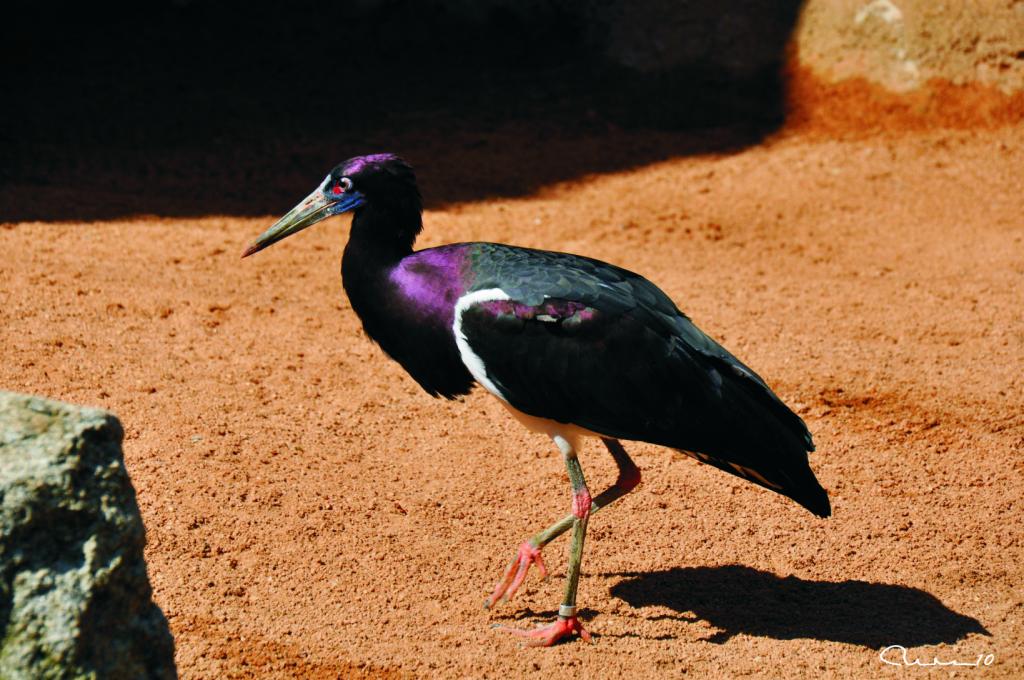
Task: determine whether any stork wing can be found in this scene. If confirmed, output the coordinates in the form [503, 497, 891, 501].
[458, 244, 829, 516]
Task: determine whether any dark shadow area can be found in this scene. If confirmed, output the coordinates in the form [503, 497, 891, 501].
[609, 565, 989, 647]
[1, 1, 804, 222]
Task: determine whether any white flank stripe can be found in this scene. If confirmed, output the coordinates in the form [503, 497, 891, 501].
[453, 288, 600, 452]
[453, 288, 511, 402]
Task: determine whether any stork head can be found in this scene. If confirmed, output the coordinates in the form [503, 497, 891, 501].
[242, 153, 421, 258]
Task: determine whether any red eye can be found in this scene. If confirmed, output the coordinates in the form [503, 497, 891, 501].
[332, 184, 342, 195]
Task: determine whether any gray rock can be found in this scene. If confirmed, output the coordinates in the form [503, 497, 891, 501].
[342, 0, 803, 78]
[0, 392, 176, 680]
[794, 0, 1024, 93]
[585, 0, 803, 78]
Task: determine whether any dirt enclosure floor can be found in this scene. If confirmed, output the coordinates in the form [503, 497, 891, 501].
[2, 123, 1023, 677]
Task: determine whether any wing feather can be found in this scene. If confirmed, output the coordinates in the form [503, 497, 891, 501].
[459, 244, 829, 516]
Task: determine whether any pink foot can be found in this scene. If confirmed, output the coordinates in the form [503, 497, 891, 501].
[496, 616, 593, 647]
[484, 541, 548, 609]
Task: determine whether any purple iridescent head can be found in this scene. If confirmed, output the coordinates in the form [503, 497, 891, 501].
[333, 153, 421, 216]
[242, 153, 421, 258]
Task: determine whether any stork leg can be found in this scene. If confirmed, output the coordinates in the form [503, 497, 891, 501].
[494, 437, 635, 645]
[485, 438, 640, 609]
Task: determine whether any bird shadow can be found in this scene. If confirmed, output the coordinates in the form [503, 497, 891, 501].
[607, 565, 989, 648]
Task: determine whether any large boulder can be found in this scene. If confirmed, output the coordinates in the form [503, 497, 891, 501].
[0, 392, 176, 680]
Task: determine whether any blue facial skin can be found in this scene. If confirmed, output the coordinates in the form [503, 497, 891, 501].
[325, 188, 366, 218]
[329, 190, 365, 215]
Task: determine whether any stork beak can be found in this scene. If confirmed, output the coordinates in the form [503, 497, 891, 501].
[242, 185, 365, 258]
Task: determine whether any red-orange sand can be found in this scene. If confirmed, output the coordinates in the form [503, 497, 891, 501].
[2, 122, 1022, 677]
[787, 64, 1024, 134]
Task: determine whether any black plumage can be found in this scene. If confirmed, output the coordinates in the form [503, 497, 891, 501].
[244, 153, 830, 646]
[460, 244, 829, 517]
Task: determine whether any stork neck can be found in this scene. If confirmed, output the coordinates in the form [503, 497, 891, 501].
[341, 205, 420, 309]
[339, 221, 475, 400]
[346, 203, 421, 264]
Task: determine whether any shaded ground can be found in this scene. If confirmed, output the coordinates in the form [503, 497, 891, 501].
[2, 120, 1021, 677]
[0, 2, 800, 224]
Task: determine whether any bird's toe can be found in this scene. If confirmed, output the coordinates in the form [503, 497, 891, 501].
[495, 616, 592, 647]
[484, 540, 548, 609]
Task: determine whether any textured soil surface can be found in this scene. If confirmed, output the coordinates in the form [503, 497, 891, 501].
[2, 124, 1022, 678]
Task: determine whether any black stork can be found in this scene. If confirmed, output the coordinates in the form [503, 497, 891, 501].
[243, 154, 830, 646]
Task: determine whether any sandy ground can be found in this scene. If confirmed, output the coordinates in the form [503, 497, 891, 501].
[2, 124, 1022, 678]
